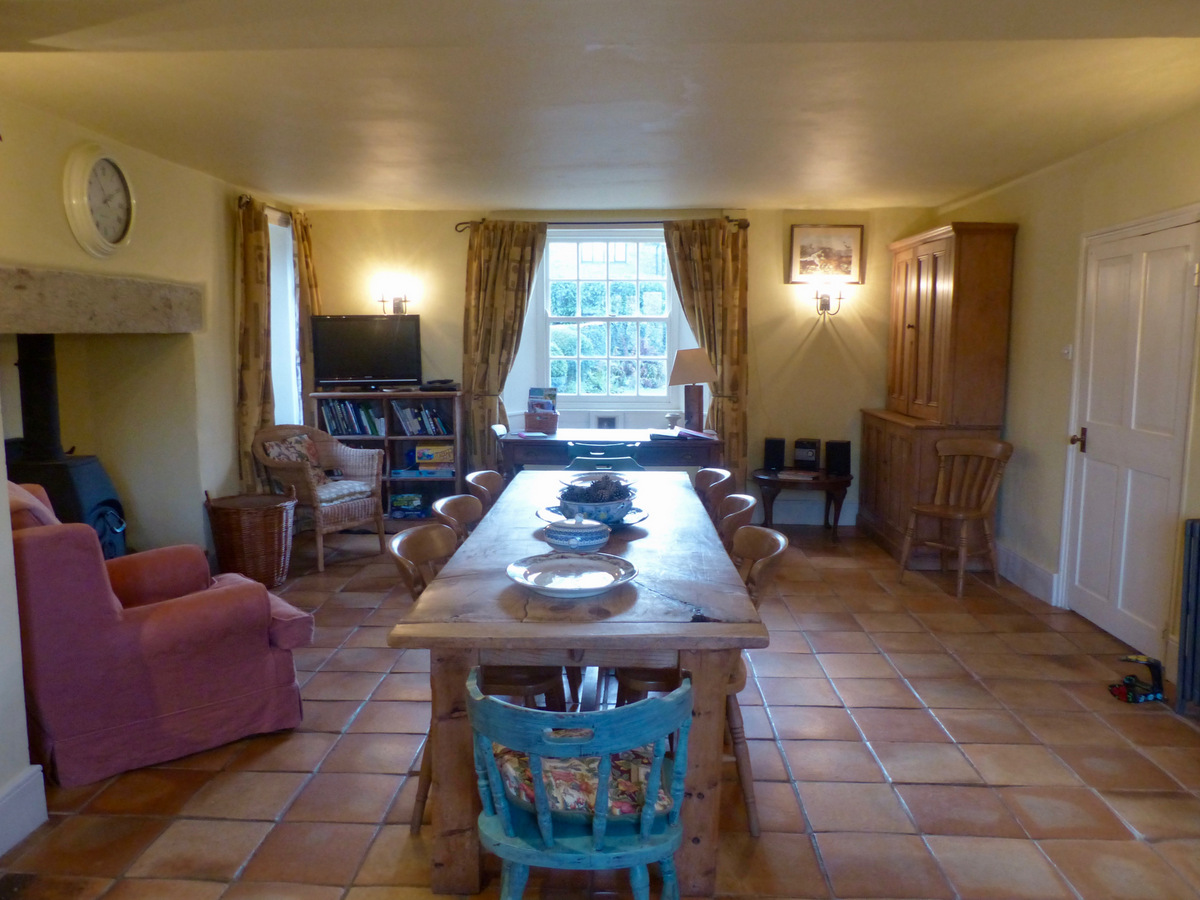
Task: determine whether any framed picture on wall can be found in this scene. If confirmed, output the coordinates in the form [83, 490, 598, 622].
[787, 224, 864, 284]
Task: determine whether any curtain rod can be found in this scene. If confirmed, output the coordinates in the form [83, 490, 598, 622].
[454, 216, 748, 232]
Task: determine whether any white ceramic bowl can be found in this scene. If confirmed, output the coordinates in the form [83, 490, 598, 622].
[543, 515, 611, 552]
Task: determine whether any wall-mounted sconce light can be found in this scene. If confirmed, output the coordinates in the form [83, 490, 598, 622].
[392, 295, 409, 315]
[815, 288, 842, 319]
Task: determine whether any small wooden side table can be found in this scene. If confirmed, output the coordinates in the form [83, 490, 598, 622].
[751, 468, 853, 541]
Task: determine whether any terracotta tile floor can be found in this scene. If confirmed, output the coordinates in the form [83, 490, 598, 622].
[4, 525, 1200, 899]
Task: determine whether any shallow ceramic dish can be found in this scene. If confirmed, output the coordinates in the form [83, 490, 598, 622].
[542, 515, 611, 552]
[537, 505, 649, 528]
[506, 552, 637, 599]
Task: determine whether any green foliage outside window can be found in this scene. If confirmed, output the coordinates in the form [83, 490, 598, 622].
[548, 237, 673, 398]
[550, 281, 578, 316]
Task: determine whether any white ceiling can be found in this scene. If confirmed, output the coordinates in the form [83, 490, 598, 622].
[3, 0, 1200, 211]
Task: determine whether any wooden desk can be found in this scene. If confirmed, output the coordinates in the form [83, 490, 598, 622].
[498, 428, 722, 478]
[387, 470, 767, 896]
[752, 467, 853, 540]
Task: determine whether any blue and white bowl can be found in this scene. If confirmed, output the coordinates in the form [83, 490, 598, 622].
[543, 515, 612, 552]
[556, 496, 634, 527]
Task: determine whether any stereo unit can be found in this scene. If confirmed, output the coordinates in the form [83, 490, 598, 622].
[826, 440, 852, 477]
[793, 438, 820, 471]
[763, 437, 785, 471]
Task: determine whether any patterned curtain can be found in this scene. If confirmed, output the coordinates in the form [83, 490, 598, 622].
[462, 220, 547, 471]
[663, 218, 750, 487]
[293, 212, 323, 428]
[235, 196, 275, 491]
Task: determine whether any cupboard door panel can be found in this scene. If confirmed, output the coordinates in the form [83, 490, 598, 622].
[908, 238, 950, 421]
[886, 248, 916, 414]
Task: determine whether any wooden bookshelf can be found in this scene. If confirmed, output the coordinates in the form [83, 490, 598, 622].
[313, 391, 465, 522]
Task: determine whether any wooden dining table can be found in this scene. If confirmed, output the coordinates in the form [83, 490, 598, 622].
[387, 469, 769, 897]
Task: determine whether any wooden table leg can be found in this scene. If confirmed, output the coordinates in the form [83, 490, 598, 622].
[758, 482, 782, 527]
[677, 648, 738, 898]
[823, 486, 848, 541]
[429, 649, 481, 894]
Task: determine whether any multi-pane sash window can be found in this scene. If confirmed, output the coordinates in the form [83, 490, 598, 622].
[545, 228, 676, 405]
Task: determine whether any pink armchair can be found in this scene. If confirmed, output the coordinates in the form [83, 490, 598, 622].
[8, 482, 314, 787]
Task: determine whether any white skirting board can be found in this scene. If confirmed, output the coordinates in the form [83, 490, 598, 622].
[0, 764, 47, 856]
[761, 497, 858, 530]
[997, 541, 1057, 606]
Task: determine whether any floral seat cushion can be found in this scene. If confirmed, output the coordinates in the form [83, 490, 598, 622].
[493, 742, 673, 820]
[262, 434, 330, 485]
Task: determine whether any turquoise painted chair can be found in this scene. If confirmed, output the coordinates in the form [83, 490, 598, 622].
[467, 668, 692, 900]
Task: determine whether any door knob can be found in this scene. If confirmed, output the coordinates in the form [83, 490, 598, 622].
[1069, 427, 1087, 453]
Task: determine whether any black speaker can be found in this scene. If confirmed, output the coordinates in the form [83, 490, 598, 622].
[763, 437, 785, 471]
[793, 438, 820, 471]
[826, 440, 851, 477]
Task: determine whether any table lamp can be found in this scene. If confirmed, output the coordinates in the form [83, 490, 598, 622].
[668, 348, 719, 431]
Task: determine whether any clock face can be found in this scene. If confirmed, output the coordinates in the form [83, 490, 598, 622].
[87, 157, 132, 244]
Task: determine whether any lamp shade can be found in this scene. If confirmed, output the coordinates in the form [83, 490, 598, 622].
[668, 348, 718, 386]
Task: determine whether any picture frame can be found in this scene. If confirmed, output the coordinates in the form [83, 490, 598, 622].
[787, 224, 864, 284]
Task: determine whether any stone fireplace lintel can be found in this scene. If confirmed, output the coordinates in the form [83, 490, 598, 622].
[0, 265, 202, 334]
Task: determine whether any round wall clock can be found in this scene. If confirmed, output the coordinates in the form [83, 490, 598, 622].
[63, 144, 136, 257]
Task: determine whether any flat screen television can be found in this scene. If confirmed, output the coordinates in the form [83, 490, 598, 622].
[311, 315, 422, 388]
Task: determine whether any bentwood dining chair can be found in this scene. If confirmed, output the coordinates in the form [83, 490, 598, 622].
[897, 437, 1014, 597]
[387, 524, 568, 834]
[614, 524, 788, 837]
[431, 493, 484, 545]
[694, 467, 733, 523]
[468, 667, 693, 900]
[466, 469, 506, 512]
[716, 493, 757, 552]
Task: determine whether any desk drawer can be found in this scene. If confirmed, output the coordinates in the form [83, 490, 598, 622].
[639, 444, 716, 466]
[510, 445, 567, 466]
[480, 648, 678, 668]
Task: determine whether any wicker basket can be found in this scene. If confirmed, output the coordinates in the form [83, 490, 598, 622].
[205, 489, 297, 588]
[525, 410, 559, 434]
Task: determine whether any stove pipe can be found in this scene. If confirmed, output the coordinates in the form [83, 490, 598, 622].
[15, 334, 65, 461]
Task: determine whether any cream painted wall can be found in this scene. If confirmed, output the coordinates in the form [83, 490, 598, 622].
[945, 101, 1200, 588]
[304, 210, 479, 384]
[746, 208, 935, 521]
[0, 97, 243, 848]
[0, 427, 37, 837]
[0, 96, 241, 551]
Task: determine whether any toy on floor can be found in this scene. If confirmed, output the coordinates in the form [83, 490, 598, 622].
[1108, 654, 1165, 703]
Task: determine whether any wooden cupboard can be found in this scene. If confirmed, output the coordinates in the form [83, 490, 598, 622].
[886, 222, 1016, 426]
[860, 222, 1016, 562]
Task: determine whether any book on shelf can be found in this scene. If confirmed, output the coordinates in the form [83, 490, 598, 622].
[320, 398, 385, 436]
[389, 399, 452, 436]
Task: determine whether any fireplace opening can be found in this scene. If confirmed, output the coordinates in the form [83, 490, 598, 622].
[6, 334, 127, 558]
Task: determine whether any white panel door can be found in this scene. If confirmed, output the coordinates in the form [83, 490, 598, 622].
[1065, 222, 1200, 657]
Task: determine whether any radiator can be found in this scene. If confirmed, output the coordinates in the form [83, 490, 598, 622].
[1179, 519, 1200, 713]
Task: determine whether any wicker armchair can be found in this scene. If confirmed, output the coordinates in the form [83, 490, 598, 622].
[252, 425, 386, 572]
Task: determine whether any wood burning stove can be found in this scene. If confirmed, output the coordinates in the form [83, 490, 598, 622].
[6, 334, 127, 558]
